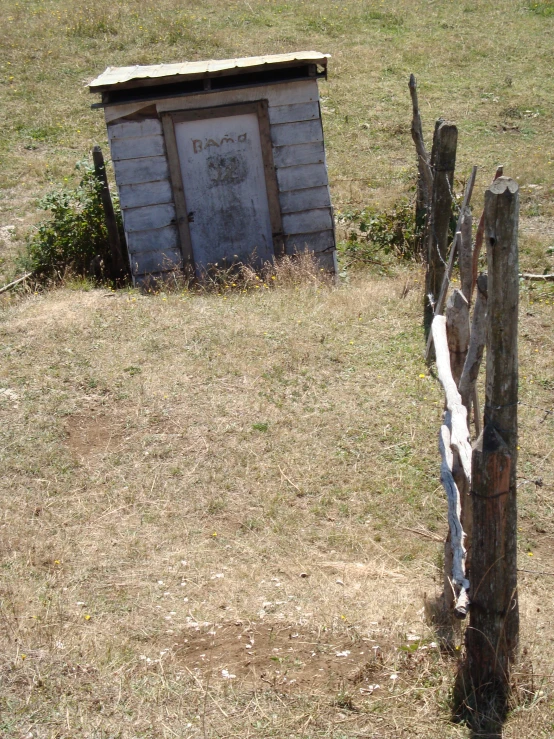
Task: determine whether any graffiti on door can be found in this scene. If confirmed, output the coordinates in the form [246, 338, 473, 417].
[192, 132, 248, 154]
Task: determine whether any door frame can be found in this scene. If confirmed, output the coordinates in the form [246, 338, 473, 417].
[160, 100, 284, 273]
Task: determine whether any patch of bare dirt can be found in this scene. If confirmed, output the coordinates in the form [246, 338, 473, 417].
[65, 413, 123, 457]
[173, 620, 390, 696]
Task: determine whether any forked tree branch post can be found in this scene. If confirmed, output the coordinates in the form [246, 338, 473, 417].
[465, 177, 520, 730]
[424, 166, 477, 362]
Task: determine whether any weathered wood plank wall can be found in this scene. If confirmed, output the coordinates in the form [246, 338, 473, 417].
[106, 79, 336, 283]
[108, 118, 182, 279]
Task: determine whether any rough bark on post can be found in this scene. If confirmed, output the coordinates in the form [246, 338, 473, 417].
[430, 118, 444, 172]
[424, 122, 458, 335]
[408, 75, 433, 208]
[472, 385, 481, 438]
[466, 177, 519, 727]
[446, 289, 470, 386]
[408, 75, 433, 258]
[470, 165, 504, 302]
[459, 206, 473, 302]
[459, 274, 488, 412]
[425, 119, 444, 286]
[414, 179, 427, 259]
[92, 145, 128, 280]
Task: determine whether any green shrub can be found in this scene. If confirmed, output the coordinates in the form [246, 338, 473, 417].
[337, 192, 461, 271]
[21, 159, 124, 282]
[337, 200, 418, 268]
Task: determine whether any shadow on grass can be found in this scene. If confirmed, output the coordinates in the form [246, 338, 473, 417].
[425, 596, 510, 738]
[424, 592, 461, 652]
[453, 667, 509, 739]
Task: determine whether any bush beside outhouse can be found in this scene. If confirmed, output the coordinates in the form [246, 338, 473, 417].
[89, 51, 336, 285]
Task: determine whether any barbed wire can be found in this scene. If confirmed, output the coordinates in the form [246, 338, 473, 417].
[517, 478, 545, 488]
[488, 400, 553, 418]
[332, 176, 408, 183]
[519, 401, 553, 422]
[518, 568, 554, 576]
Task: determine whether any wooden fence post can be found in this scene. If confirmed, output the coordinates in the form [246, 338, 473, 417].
[458, 274, 488, 430]
[92, 145, 128, 281]
[470, 165, 504, 302]
[459, 206, 473, 302]
[466, 177, 519, 727]
[424, 121, 458, 335]
[445, 289, 470, 386]
[408, 76, 436, 260]
[408, 76, 433, 211]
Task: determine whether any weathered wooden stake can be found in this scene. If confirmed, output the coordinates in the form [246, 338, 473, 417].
[458, 206, 473, 302]
[470, 165, 504, 303]
[446, 289, 470, 386]
[424, 166, 476, 361]
[92, 146, 128, 280]
[430, 117, 444, 176]
[424, 121, 457, 334]
[408, 75, 434, 258]
[459, 274, 488, 424]
[466, 177, 519, 725]
[408, 75, 433, 209]
[472, 386, 481, 438]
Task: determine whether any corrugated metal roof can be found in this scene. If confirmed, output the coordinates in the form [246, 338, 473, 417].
[89, 51, 329, 91]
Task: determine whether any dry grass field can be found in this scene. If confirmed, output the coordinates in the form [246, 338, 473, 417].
[1, 0, 554, 737]
[1, 269, 553, 737]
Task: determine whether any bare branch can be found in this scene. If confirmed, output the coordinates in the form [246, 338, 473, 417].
[519, 273, 554, 281]
[432, 314, 473, 615]
[0, 273, 33, 295]
[425, 165, 477, 360]
[459, 275, 488, 411]
[470, 165, 504, 300]
[408, 74, 433, 207]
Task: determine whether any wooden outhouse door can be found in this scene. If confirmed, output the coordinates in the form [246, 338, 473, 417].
[162, 102, 283, 275]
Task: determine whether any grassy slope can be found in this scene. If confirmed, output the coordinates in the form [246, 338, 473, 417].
[0, 0, 553, 277]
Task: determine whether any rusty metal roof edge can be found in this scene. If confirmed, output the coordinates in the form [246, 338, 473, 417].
[88, 51, 330, 91]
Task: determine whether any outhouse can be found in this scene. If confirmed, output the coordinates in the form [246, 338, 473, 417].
[88, 52, 336, 285]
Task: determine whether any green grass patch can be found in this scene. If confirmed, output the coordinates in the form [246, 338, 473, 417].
[527, 0, 554, 16]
